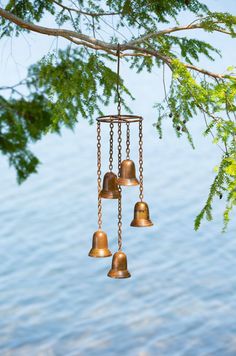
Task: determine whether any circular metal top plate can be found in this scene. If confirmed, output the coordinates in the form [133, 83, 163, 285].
[96, 114, 143, 124]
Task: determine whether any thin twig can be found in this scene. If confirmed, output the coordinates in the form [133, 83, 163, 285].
[52, 0, 120, 17]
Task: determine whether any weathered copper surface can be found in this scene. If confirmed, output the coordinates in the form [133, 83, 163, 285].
[107, 251, 131, 279]
[130, 201, 153, 227]
[99, 172, 121, 199]
[88, 230, 112, 258]
[117, 159, 139, 186]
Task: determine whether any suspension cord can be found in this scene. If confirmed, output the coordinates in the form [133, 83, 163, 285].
[116, 43, 122, 116]
[108, 44, 118, 173]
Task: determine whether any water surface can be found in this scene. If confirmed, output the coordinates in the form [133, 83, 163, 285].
[0, 114, 236, 355]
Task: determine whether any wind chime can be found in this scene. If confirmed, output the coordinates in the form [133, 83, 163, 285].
[88, 45, 153, 279]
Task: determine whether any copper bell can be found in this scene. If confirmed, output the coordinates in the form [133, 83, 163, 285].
[88, 230, 112, 258]
[130, 201, 153, 227]
[99, 172, 121, 199]
[107, 251, 131, 279]
[117, 159, 139, 186]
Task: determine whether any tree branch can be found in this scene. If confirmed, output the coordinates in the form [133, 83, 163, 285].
[128, 22, 235, 46]
[0, 7, 116, 49]
[0, 7, 235, 80]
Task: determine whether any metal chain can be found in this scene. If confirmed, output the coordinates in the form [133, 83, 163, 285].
[118, 122, 122, 174]
[118, 191, 122, 251]
[116, 43, 123, 251]
[116, 44, 122, 170]
[117, 114, 122, 250]
[139, 120, 144, 201]
[109, 121, 114, 171]
[97, 122, 102, 229]
[117, 78, 122, 251]
[126, 123, 130, 159]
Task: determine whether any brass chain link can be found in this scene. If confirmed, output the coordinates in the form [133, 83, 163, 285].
[97, 121, 102, 229]
[118, 191, 122, 250]
[109, 121, 114, 171]
[118, 119, 122, 250]
[126, 123, 130, 159]
[139, 120, 144, 201]
[118, 122, 122, 174]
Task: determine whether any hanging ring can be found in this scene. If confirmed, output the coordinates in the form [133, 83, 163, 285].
[97, 114, 143, 124]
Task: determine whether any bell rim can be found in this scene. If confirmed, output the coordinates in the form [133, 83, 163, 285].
[130, 219, 154, 227]
[107, 269, 131, 278]
[117, 177, 139, 186]
[88, 248, 112, 258]
[99, 190, 121, 199]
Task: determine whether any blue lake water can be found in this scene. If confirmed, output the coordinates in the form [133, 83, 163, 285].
[0, 109, 236, 355]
